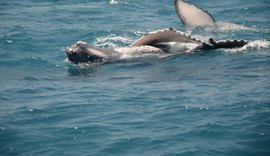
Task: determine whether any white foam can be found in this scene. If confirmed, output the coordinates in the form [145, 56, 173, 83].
[96, 36, 132, 43]
[109, 0, 129, 5]
[133, 31, 145, 37]
[94, 35, 132, 48]
[203, 22, 255, 32]
[216, 22, 255, 31]
[109, 0, 118, 5]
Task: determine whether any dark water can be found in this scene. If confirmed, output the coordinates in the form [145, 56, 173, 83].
[1, 0, 270, 155]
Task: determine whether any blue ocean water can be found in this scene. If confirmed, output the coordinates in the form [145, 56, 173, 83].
[0, 0, 270, 155]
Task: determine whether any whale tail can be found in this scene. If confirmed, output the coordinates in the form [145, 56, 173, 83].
[174, 0, 215, 27]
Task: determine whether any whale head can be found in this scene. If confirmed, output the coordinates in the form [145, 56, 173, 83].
[66, 41, 105, 64]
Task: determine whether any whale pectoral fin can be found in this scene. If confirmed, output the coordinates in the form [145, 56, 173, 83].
[130, 28, 202, 47]
[200, 38, 248, 50]
[212, 40, 248, 49]
[174, 0, 215, 27]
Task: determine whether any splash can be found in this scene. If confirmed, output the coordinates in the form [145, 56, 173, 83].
[215, 22, 255, 31]
[202, 22, 255, 32]
[109, 0, 118, 5]
[65, 58, 107, 65]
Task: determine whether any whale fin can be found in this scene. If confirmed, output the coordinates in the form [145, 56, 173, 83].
[130, 28, 202, 47]
[174, 0, 215, 26]
[198, 38, 248, 50]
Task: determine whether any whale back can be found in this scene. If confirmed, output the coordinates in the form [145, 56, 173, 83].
[174, 0, 215, 26]
[130, 28, 202, 47]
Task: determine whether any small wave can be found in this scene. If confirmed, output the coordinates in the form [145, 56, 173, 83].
[224, 40, 270, 53]
[94, 35, 133, 48]
[5, 56, 64, 70]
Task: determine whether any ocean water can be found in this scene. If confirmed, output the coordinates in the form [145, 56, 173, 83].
[0, 0, 270, 155]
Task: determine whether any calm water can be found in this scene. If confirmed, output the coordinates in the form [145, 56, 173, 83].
[1, 0, 270, 155]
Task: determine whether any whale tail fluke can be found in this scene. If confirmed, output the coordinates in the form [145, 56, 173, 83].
[174, 0, 215, 27]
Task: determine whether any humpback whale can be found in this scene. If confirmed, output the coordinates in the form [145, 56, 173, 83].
[66, 0, 248, 64]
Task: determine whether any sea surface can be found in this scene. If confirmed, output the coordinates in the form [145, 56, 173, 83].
[1, 0, 270, 155]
